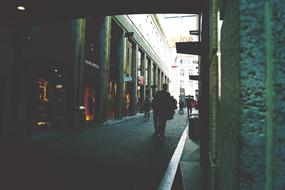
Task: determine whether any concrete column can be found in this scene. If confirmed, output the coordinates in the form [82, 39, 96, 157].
[161, 73, 163, 86]
[239, 0, 284, 189]
[131, 43, 138, 115]
[98, 17, 111, 123]
[65, 18, 86, 129]
[209, 0, 219, 189]
[199, 3, 211, 188]
[218, 0, 285, 189]
[152, 62, 156, 97]
[116, 32, 126, 119]
[140, 52, 146, 108]
[75, 19, 86, 108]
[0, 24, 39, 143]
[19, 26, 41, 137]
[147, 58, 152, 98]
[270, 1, 285, 189]
[157, 68, 161, 91]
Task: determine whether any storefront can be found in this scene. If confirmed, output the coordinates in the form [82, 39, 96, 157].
[83, 18, 101, 122]
[83, 65, 99, 122]
[34, 21, 71, 130]
[137, 50, 145, 113]
[108, 21, 121, 119]
[145, 57, 150, 99]
[35, 64, 65, 129]
[124, 40, 133, 116]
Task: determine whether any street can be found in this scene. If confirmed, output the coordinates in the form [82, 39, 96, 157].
[0, 110, 189, 190]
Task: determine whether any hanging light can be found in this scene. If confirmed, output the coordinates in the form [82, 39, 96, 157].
[17, 5, 25, 11]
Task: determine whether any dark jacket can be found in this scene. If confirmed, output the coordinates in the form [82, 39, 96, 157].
[156, 90, 171, 119]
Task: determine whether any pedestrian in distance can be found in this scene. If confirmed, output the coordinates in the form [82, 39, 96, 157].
[169, 96, 177, 119]
[151, 94, 159, 136]
[186, 98, 191, 117]
[179, 99, 184, 114]
[144, 96, 151, 120]
[189, 96, 195, 114]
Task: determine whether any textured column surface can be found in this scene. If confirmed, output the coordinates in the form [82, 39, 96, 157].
[66, 18, 86, 128]
[131, 44, 138, 115]
[240, 0, 267, 189]
[117, 32, 126, 119]
[98, 17, 111, 122]
[218, 0, 240, 189]
[220, 0, 285, 189]
[272, 1, 285, 189]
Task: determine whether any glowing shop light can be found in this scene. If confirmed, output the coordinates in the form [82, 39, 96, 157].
[56, 84, 63, 89]
[79, 106, 86, 110]
[37, 122, 48, 126]
[17, 5, 25, 11]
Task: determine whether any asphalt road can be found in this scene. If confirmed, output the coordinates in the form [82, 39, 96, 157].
[0, 110, 189, 190]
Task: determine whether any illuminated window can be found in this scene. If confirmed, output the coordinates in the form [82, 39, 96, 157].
[38, 79, 48, 102]
[56, 84, 63, 89]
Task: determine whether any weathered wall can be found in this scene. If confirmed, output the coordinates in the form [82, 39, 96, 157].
[218, 0, 240, 189]
[239, 0, 267, 189]
[272, 1, 285, 189]
[218, 0, 285, 189]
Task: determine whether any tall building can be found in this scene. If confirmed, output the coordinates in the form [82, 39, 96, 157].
[156, 14, 200, 102]
[170, 54, 199, 101]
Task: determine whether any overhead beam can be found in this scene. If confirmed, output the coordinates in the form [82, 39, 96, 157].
[175, 42, 202, 55]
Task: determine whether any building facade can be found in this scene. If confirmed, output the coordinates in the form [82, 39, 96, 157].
[169, 54, 199, 101]
[0, 15, 170, 143]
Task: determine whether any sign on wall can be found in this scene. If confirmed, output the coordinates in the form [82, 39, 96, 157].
[124, 76, 132, 82]
[169, 36, 193, 48]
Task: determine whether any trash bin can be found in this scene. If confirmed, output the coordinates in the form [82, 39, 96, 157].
[189, 117, 200, 140]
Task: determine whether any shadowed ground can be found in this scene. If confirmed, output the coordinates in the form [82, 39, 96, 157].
[0, 111, 189, 190]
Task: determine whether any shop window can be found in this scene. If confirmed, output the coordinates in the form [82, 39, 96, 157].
[38, 79, 49, 103]
[108, 82, 117, 119]
[35, 64, 65, 129]
[84, 84, 96, 121]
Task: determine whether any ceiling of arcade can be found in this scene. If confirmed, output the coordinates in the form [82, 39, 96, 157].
[3, 0, 206, 24]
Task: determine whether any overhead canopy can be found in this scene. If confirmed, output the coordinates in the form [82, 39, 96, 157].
[3, 0, 206, 24]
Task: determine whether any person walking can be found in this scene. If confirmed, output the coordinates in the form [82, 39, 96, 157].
[144, 96, 151, 120]
[156, 84, 171, 139]
[151, 94, 159, 136]
[179, 99, 184, 114]
[186, 98, 191, 117]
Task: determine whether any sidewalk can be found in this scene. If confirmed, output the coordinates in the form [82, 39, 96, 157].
[15, 112, 146, 145]
[102, 112, 145, 126]
[158, 109, 202, 190]
[179, 109, 202, 190]
[180, 109, 202, 190]
[179, 136, 202, 190]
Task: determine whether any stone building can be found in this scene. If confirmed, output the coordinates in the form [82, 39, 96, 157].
[0, 15, 170, 143]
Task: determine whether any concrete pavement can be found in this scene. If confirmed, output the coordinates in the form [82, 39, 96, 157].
[0, 109, 194, 190]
